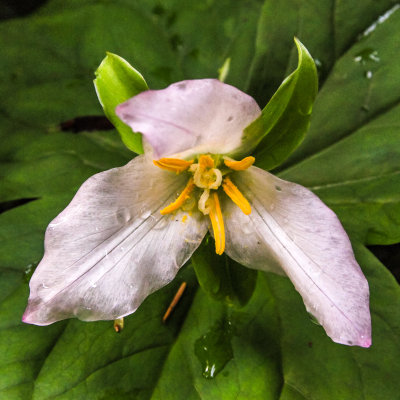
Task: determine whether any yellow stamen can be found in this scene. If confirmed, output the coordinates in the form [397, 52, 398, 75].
[209, 192, 225, 255]
[199, 154, 215, 169]
[153, 158, 194, 174]
[222, 177, 251, 215]
[224, 156, 255, 171]
[162, 282, 187, 323]
[160, 178, 195, 215]
[113, 318, 124, 333]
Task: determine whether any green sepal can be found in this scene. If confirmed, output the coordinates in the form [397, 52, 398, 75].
[191, 236, 257, 308]
[234, 38, 318, 170]
[94, 52, 148, 154]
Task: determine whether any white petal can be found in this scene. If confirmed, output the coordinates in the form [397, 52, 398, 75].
[115, 79, 261, 159]
[23, 155, 207, 325]
[224, 167, 371, 347]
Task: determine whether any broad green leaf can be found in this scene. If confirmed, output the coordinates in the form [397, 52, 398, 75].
[267, 243, 400, 400]
[280, 103, 400, 245]
[237, 38, 317, 169]
[247, 0, 399, 103]
[282, 4, 400, 168]
[151, 271, 282, 399]
[1, 244, 400, 399]
[279, 5, 400, 245]
[36, 0, 263, 91]
[0, 1, 179, 105]
[148, 0, 263, 90]
[94, 53, 148, 154]
[191, 237, 257, 308]
[0, 130, 132, 203]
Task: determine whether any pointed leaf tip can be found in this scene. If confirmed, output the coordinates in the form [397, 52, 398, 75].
[238, 38, 318, 169]
[94, 53, 148, 154]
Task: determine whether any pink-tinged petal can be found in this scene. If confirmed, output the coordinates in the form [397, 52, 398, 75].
[115, 79, 261, 159]
[223, 167, 371, 347]
[23, 155, 207, 325]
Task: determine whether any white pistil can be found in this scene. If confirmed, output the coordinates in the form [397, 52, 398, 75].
[190, 164, 222, 190]
[208, 168, 222, 189]
[198, 189, 211, 215]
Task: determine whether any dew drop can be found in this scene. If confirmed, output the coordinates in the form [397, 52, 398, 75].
[353, 48, 380, 64]
[353, 48, 380, 80]
[141, 210, 151, 219]
[153, 217, 168, 230]
[365, 70, 373, 79]
[314, 58, 323, 71]
[116, 208, 131, 224]
[359, 4, 400, 38]
[24, 262, 38, 282]
[308, 312, 321, 326]
[241, 223, 252, 235]
[194, 319, 233, 379]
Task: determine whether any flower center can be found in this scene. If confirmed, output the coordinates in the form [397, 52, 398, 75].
[190, 155, 222, 190]
[153, 154, 255, 255]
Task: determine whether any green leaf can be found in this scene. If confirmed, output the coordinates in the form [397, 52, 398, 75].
[237, 38, 317, 170]
[267, 243, 400, 400]
[280, 3, 400, 168]
[280, 5, 400, 245]
[94, 53, 148, 154]
[151, 270, 282, 399]
[246, 0, 399, 103]
[280, 102, 400, 245]
[191, 237, 257, 308]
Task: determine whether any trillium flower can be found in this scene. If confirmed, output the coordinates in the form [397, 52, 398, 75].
[23, 79, 371, 348]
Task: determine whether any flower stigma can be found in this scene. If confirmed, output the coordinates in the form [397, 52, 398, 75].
[154, 154, 255, 255]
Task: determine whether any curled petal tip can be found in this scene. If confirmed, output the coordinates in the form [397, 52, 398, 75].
[22, 302, 51, 326]
[22, 309, 34, 325]
[359, 336, 372, 348]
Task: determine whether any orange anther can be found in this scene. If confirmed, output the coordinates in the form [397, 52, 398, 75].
[224, 156, 255, 171]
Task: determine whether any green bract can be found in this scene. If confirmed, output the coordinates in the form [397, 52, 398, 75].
[191, 237, 257, 308]
[236, 38, 318, 169]
[94, 53, 148, 154]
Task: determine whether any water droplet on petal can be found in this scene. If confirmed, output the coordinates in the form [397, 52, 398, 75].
[116, 208, 131, 224]
[141, 210, 151, 219]
[153, 216, 168, 230]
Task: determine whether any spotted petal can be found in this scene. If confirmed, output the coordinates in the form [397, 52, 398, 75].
[116, 79, 261, 159]
[23, 156, 207, 325]
[223, 167, 371, 347]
